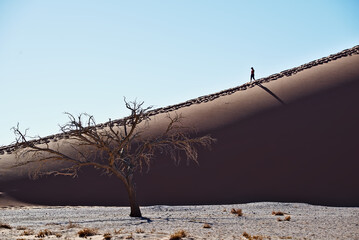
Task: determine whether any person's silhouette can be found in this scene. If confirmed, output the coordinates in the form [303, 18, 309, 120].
[250, 67, 255, 82]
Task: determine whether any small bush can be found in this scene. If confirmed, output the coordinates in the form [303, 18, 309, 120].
[203, 223, 212, 228]
[277, 215, 291, 222]
[169, 230, 187, 240]
[125, 233, 133, 239]
[78, 228, 97, 238]
[55, 233, 62, 238]
[136, 228, 145, 233]
[67, 221, 79, 229]
[16, 226, 27, 231]
[243, 232, 251, 239]
[21, 230, 34, 236]
[243, 232, 264, 240]
[0, 223, 12, 229]
[103, 232, 112, 240]
[231, 208, 243, 216]
[254, 236, 264, 240]
[114, 228, 124, 234]
[272, 211, 284, 216]
[36, 229, 52, 238]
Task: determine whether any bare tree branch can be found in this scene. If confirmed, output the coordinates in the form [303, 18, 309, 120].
[11, 99, 216, 217]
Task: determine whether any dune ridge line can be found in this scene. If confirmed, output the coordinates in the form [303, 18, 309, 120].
[1, 45, 358, 155]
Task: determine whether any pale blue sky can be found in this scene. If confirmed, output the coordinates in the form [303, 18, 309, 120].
[1, 0, 358, 145]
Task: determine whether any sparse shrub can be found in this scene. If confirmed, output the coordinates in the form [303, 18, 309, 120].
[78, 228, 97, 238]
[103, 232, 112, 240]
[169, 230, 187, 240]
[243, 232, 251, 239]
[203, 223, 212, 228]
[231, 208, 243, 216]
[272, 211, 284, 216]
[55, 233, 62, 238]
[16, 226, 27, 230]
[125, 233, 134, 239]
[242, 232, 264, 240]
[136, 228, 145, 233]
[253, 236, 264, 240]
[277, 215, 291, 222]
[114, 228, 124, 235]
[36, 229, 52, 238]
[67, 220, 79, 229]
[21, 229, 34, 236]
[0, 223, 12, 229]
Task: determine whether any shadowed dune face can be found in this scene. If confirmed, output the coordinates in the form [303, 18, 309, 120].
[1, 49, 359, 207]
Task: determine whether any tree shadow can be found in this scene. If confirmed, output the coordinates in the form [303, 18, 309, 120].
[140, 216, 152, 223]
[256, 82, 286, 105]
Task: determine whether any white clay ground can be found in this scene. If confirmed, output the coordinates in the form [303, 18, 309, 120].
[0, 202, 358, 240]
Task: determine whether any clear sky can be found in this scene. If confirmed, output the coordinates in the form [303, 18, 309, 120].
[1, 0, 358, 146]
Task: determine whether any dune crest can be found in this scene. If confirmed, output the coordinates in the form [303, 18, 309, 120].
[1, 45, 358, 155]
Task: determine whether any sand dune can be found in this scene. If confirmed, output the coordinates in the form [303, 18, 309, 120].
[0, 46, 358, 207]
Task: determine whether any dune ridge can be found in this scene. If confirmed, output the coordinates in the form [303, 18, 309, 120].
[1, 45, 358, 156]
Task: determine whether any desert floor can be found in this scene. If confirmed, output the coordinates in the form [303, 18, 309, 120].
[0, 202, 358, 240]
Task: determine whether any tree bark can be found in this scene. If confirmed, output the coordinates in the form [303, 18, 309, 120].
[126, 176, 142, 217]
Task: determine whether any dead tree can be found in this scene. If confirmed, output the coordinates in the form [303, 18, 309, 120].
[12, 100, 216, 217]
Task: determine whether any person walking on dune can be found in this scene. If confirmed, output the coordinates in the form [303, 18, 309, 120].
[250, 67, 255, 82]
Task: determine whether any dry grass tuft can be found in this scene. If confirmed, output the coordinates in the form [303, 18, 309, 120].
[253, 236, 264, 240]
[277, 215, 291, 222]
[16, 226, 27, 231]
[103, 232, 112, 240]
[0, 223, 12, 229]
[67, 220, 80, 229]
[36, 229, 53, 238]
[169, 229, 187, 240]
[242, 231, 264, 240]
[125, 233, 134, 239]
[272, 211, 284, 216]
[21, 229, 34, 236]
[136, 228, 145, 233]
[78, 228, 98, 238]
[243, 232, 251, 239]
[231, 208, 243, 216]
[203, 223, 212, 228]
[114, 228, 124, 234]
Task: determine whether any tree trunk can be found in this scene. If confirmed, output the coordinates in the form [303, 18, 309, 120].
[126, 176, 142, 217]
